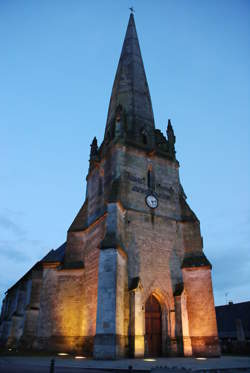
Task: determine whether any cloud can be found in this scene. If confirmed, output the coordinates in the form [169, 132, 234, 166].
[0, 209, 46, 266]
[0, 240, 29, 262]
[0, 213, 26, 238]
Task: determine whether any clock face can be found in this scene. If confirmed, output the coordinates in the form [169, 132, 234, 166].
[146, 194, 158, 209]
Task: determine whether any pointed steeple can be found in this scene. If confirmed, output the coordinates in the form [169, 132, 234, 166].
[105, 13, 155, 139]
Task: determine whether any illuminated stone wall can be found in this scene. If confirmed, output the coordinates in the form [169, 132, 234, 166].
[33, 219, 105, 354]
[0, 142, 220, 358]
[182, 267, 220, 356]
[117, 145, 183, 357]
[93, 143, 220, 358]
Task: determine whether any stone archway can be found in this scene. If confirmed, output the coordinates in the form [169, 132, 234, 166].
[145, 294, 162, 356]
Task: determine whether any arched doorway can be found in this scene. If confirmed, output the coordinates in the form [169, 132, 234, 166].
[145, 294, 162, 356]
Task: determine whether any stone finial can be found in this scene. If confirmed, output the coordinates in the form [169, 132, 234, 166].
[167, 119, 175, 144]
[167, 119, 176, 158]
[90, 137, 98, 159]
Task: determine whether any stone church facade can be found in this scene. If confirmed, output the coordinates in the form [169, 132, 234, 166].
[0, 14, 220, 358]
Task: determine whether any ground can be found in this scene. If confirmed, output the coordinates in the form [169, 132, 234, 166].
[0, 355, 250, 372]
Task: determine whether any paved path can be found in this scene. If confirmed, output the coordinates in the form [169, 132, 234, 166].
[0, 355, 250, 372]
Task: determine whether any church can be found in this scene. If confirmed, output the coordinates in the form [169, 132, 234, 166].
[0, 13, 220, 359]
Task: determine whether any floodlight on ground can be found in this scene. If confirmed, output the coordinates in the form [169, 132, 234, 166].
[75, 356, 86, 359]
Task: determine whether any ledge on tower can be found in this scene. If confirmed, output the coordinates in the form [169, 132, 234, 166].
[181, 253, 212, 269]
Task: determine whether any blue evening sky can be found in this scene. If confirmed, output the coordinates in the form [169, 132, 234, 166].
[0, 0, 249, 306]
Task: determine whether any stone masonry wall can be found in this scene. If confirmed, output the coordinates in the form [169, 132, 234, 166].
[25, 140, 218, 357]
[114, 145, 185, 355]
[182, 267, 220, 357]
[34, 218, 105, 354]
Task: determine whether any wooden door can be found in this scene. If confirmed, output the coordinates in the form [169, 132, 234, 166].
[145, 295, 162, 356]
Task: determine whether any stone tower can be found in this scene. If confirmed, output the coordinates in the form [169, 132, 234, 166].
[0, 13, 220, 358]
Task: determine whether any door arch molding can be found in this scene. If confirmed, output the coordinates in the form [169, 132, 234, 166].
[143, 289, 171, 357]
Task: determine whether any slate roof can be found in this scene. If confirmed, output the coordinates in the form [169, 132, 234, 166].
[181, 252, 212, 269]
[128, 277, 141, 291]
[68, 200, 88, 232]
[216, 301, 250, 339]
[179, 193, 198, 222]
[41, 242, 66, 263]
[174, 282, 184, 296]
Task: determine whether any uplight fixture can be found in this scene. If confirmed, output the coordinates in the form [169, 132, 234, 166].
[75, 356, 86, 359]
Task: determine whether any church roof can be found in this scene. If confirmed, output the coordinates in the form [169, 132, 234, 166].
[181, 252, 212, 269]
[68, 200, 88, 232]
[128, 277, 142, 291]
[41, 242, 66, 263]
[105, 13, 155, 137]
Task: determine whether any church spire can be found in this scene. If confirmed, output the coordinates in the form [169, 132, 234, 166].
[105, 13, 155, 139]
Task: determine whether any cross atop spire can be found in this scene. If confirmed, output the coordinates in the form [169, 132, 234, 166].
[105, 13, 155, 140]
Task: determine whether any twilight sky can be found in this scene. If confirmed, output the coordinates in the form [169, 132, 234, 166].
[0, 0, 249, 306]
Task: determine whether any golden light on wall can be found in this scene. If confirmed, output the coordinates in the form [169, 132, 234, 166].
[54, 276, 85, 337]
